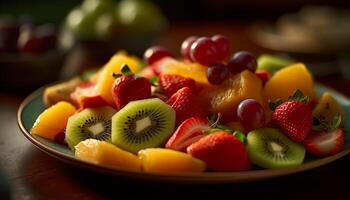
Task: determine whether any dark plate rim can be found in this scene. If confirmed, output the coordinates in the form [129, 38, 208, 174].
[17, 82, 350, 183]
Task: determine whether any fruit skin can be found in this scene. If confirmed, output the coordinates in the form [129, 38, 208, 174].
[228, 51, 257, 74]
[313, 92, 345, 126]
[112, 75, 151, 110]
[70, 82, 108, 110]
[158, 74, 196, 97]
[187, 131, 251, 172]
[138, 148, 206, 173]
[303, 129, 344, 157]
[246, 128, 306, 169]
[75, 139, 142, 171]
[96, 52, 141, 105]
[199, 70, 265, 122]
[166, 87, 206, 126]
[165, 117, 210, 152]
[31, 101, 76, 140]
[143, 46, 173, 65]
[237, 99, 266, 133]
[211, 34, 230, 61]
[206, 63, 230, 85]
[190, 37, 220, 66]
[272, 101, 312, 142]
[257, 54, 292, 74]
[181, 36, 197, 61]
[264, 63, 315, 102]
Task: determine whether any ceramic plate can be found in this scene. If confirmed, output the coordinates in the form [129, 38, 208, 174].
[17, 83, 350, 183]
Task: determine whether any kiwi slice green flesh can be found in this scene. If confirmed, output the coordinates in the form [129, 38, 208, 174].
[111, 98, 175, 154]
[66, 106, 116, 149]
[247, 128, 305, 169]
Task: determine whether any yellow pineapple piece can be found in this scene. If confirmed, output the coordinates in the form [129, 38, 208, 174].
[138, 148, 206, 173]
[96, 52, 141, 104]
[31, 101, 76, 140]
[162, 61, 209, 85]
[199, 70, 265, 121]
[75, 139, 142, 171]
[313, 92, 345, 125]
[264, 63, 315, 102]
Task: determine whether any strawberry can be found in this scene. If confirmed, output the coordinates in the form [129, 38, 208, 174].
[70, 82, 108, 111]
[303, 129, 344, 157]
[187, 131, 251, 172]
[158, 74, 197, 97]
[270, 90, 312, 142]
[165, 117, 210, 152]
[166, 87, 206, 126]
[255, 70, 270, 86]
[112, 65, 151, 110]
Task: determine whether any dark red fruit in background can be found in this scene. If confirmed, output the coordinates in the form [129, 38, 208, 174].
[190, 37, 220, 66]
[181, 36, 197, 61]
[0, 18, 19, 52]
[17, 25, 43, 53]
[144, 46, 173, 65]
[206, 63, 230, 85]
[36, 24, 57, 51]
[228, 51, 257, 74]
[211, 34, 230, 61]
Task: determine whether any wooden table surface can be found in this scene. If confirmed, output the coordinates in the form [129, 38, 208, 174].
[1, 24, 350, 199]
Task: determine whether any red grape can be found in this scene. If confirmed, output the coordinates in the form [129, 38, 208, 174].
[237, 99, 266, 132]
[206, 63, 230, 85]
[181, 36, 197, 61]
[144, 46, 173, 65]
[190, 37, 220, 66]
[211, 34, 230, 61]
[228, 51, 257, 74]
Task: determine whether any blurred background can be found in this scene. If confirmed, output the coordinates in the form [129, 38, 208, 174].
[1, 0, 350, 94]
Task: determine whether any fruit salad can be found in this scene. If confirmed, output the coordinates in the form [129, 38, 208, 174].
[31, 34, 347, 173]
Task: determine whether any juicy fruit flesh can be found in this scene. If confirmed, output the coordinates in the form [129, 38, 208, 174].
[112, 98, 175, 154]
[264, 63, 315, 102]
[65, 106, 116, 149]
[313, 92, 345, 125]
[247, 128, 306, 169]
[199, 70, 265, 121]
[75, 139, 141, 171]
[96, 52, 141, 104]
[162, 61, 209, 85]
[138, 148, 206, 173]
[31, 101, 76, 140]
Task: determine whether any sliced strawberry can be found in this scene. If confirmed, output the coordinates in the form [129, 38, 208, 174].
[166, 87, 206, 126]
[158, 74, 197, 97]
[70, 82, 108, 110]
[187, 131, 251, 172]
[303, 129, 344, 157]
[165, 117, 210, 152]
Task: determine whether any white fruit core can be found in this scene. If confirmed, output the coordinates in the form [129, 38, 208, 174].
[88, 123, 104, 136]
[136, 117, 152, 133]
[270, 141, 284, 152]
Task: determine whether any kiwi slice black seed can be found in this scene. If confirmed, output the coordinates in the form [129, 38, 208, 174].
[66, 106, 116, 149]
[111, 98, 175, 154]
[247, 128, 305, 169]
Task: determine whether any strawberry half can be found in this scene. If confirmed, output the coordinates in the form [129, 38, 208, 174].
[270, 90, 312, 142]
[112, 65, 151, 110]
[158, 74, 197, 97]
[165, 117, 210, 152]
[166, 87, 206, 126]
[187, 131, 251, 172]
[70, 82, 108, 111]
[303, 129, 344, 157]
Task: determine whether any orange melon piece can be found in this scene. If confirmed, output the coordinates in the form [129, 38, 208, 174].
[75, 139, 142, 171]
[199, 70, 265, 121]
[138, 148, 206, 173]
[96, 52, 141, 104]
[264, 63, 315, 102]
[162, 61, 209, 86]
[31, 101, 76, 140]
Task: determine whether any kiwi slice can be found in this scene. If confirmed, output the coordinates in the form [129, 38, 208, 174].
[66, 106, 116, 149]
[247, 128, 305, 169]
[111, 98, 175, 154]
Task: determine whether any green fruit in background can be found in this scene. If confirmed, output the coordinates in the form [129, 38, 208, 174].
[257, 54, 293, 74]
[116, 0, 167, 35]
[95, 13, 122, 39]
[65, 7, 99, 39]
[82, 0, 114, 16]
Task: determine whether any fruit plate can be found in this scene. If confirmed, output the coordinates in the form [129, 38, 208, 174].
[17, 83, 350, 183]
